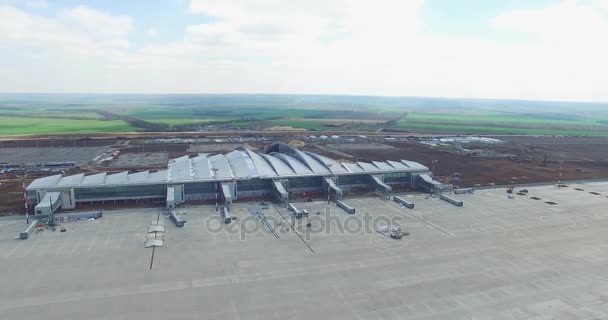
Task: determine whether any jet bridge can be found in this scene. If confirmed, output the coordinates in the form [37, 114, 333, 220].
[370, 175, 392, 197]
[166, 186, 176, 209]
[34, 191, 62, 216]
[323, 177, 343, 201]
[220, 182, 235, 208]
[415, 173, 443, 194]
[272, 180, 289, 205]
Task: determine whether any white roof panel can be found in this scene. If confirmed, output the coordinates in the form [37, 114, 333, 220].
[169, 156, 192, 181]
[149, 170, 167, 183]
[305, 152, 348, 174]
[372, 161, 394, 171]
[299, 152, 330, 174]
[81, 173, 107, 186]
[357, 162, 381, 172]
[270, 153, 313, 175]
[27, 174, 63, 190]
[387, 160, 409, 170]
[105, 171, 129, 184]
[241, 149, 277, 177]
[209, 154, 234, 179]
[341, 162, 364, 173]
[401, 160, 429, 171]
[128, 170, 149, 183]
[226, 150, 257, 179]
[192, 155, 212, 180]
[259, 153, 294, 175]
[57, 173, 84, 186]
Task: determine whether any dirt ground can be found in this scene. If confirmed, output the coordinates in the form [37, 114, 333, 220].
[3, 135, 608, 215]
[0, 178, 29, 215]
[311, 136, 608, 187]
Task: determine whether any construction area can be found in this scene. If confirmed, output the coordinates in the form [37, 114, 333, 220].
[2, 181, 608, 319]
[2, 134, 608, 215]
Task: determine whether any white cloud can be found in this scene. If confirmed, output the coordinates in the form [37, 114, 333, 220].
[59, 5, 133, 39]
[146, 27, 158, 38]
[0, 0, 47, 8]
[492, 0, 608, 43]
[0, 1, 606, 101]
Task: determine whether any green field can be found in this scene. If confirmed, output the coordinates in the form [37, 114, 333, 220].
[396, 122, 608, 136]
[396, 112, 608, 136]
[270, 120, 327, 130]
[147, 118, 231, 126]
[404, 112, 605, 127]
[0, 107, 103, 120]
[0, 117, 135, 135]
[1, 94, 607, 135]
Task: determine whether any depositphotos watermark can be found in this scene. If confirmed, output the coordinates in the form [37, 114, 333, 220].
[204, 208, 403, 241]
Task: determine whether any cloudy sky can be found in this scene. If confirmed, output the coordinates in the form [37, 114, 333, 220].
[0, 0, 607, 101]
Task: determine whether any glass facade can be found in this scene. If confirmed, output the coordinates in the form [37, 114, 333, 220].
[74, 184, 166, 200]
[237, 179, 272, 191]
[383, 172, 410, 183]
[30, 171, 415, 204]
[288, 176, 322, 189]
[184, 182, 215, 194]
[337, 174, 369, 186]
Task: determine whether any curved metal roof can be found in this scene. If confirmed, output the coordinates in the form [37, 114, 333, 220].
[305, 152, 347, 174]
[258, 153, 295, 176]
[237, 148, 278, 178]
[266, 143, 329, 174]
[191, 155, 212, 180]
[269, 153, 313, 175]
[208, 154, 234, 179]
[168, 155, 191, 181]
[226, 150, 258, 179]
[28, 144, 432, 190]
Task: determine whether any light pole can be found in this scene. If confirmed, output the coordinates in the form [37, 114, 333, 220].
[557, 154, 565, 187]
[212, 167, 219, 212]
[22, 174, 29, 225]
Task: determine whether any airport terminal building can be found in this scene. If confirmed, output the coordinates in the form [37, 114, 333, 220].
[26, 144, 442, 215]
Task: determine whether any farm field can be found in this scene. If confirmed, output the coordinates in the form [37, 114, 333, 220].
[394, 109, 608, 135]
[146, 118, 231, 126]
[395, 122, 608, 136]
[1, 94, 607, 135]
[0, 117, 135, 135]
[0, 107, 103, 120]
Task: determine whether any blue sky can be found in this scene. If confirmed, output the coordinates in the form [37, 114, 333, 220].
[424, 0, 554, 37]
[12, 0, 559, 45]
[0, 0, 607, 101]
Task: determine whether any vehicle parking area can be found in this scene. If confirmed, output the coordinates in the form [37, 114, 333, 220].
[2, 182, 608, 319]
[0, 146, 109, 165]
